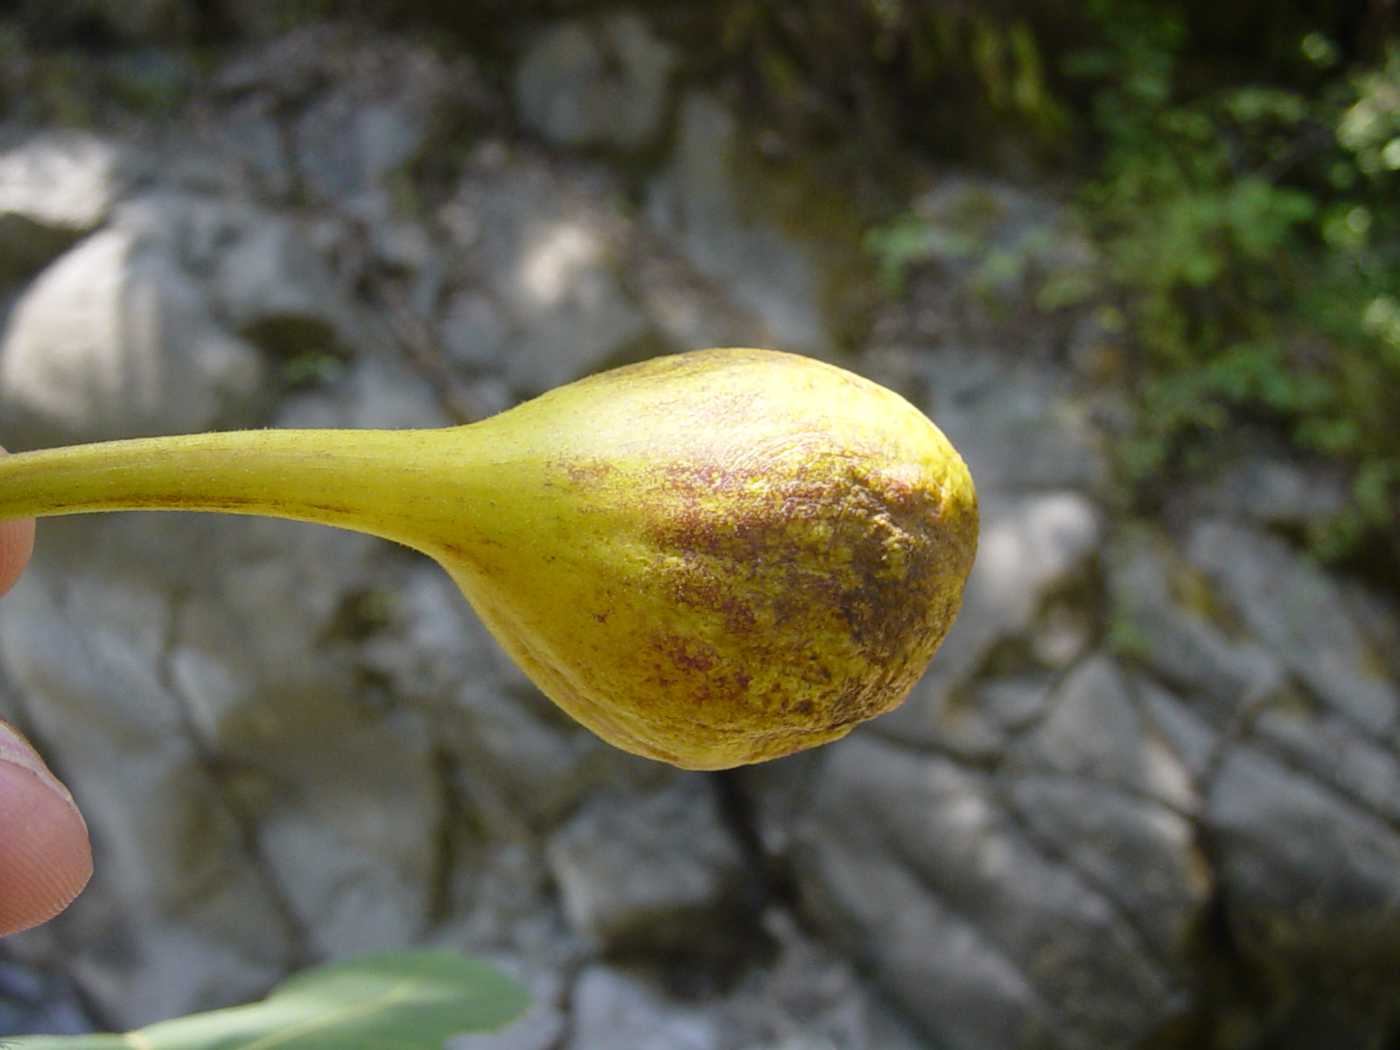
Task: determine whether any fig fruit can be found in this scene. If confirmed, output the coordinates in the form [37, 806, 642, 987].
[0, 348, 977, 769]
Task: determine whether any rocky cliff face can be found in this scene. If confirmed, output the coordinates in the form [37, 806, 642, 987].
[2, 12, 1399, 1050]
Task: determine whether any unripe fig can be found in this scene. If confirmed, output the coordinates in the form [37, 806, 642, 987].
[0, 348, 976, 769]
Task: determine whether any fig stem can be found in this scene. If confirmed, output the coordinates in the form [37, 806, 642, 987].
[0, 429, 476, 556]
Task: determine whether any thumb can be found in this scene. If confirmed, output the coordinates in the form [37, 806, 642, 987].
[0, 721, 93, 936]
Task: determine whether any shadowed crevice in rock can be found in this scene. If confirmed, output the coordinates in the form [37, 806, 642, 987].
[422, 744, 469, 929]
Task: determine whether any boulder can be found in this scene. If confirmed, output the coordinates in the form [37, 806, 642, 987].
[515, 13, 676, 151]
[1105, 526, 1287, 715]
[115, 193, 358, 358]
[647, 93, 831, 355]
[923, 350, 1108, 495]
[570, 965, 722, 1050]
[792, 735, 1187, 1050]
[1209, 744, 1400, 959]
[0, 224, 265, 448]
[1187, 519, 1399, 737]
[440, 157, 648, 393]
[546, 780, 751, 956]
[0, 130, 133, 283]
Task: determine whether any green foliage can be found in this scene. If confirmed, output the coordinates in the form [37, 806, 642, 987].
[9, 951, 529, 1049]
[710, 1, 1068, 160]
[1065, 3, 1400, 557]
[0, 23, 196, 127]
[865, 182, 1074, 303]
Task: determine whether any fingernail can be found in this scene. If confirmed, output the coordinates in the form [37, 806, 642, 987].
[0, 720, 79, 812]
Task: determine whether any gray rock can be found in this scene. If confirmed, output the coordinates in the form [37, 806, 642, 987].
[156, 382, 456, 958]
[164, 523, 442, 958]
[962, 492, 1102, 652]
[1187, 520, 1399, 736]
[277, 353, 450, 430]
[878, 490, 1102, 747]
[212, 25, 343, 98]
[794, 735, 1179, 1050]
[1201, 454, 1349, 528]
[570, 965, 723, 1050]
[904, 672, 1056, 762]
[217, 96, 295, 200]
[426, 838, 586, 973]
[723, 910, 927, 1050]
[114, 193, 357, 358]
[732, 750, 827, 863]
[1006, 775, 1208, 962]
[0, 130, 132, 282]
[357, 563, 632, 830]
[353, 564, 528, 712]
[1251, 706, 1400, 831]
[1013, 655, 1198, 812]
[804, 846, 1042, 1050]
[1105, 526, 1286, 718]
[208, 210, 353, 355]
[452, 1001, 565, 1050]
[449, 966, 567, 1050]
[1208, 744, 1400, 958]
[516, 13, 676, 150]
[1132, 675, 1219, 782]
[297, 93, 426, 202]
[0, 959, 93, 1037]
[442, 158, 647, 393]
[923, 351, 1108, 494]
[1004, 660, 1210, 962]
[291, 40, 457, 205]
[628, 237, 774, 354]
[980, 672, 1058, 734]
[0, 225, 266, 448]
[372, 211, 438, 280]
[69, 916, 286, 1031]
[248, 716, 441, 958]
[546, 779, 750, 955]
[647, 93, 829, 355]
[440, 290, 511, 371]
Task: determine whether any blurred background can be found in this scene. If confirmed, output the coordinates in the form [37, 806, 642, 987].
[1, 1, 1399, 1047]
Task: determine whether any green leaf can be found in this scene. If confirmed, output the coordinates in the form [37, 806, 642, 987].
[10, 951, 530, 1050]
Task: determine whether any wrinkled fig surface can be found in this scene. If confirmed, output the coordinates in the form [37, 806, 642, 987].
[0, 348, 977, 768]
